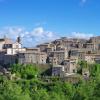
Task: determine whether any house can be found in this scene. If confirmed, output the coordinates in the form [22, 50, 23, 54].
[3, 54, 17, 65]
[90, 36, 100, 50]
[83, 54, 95, 64]
[52, 65, 64, 77]
[0, 37, 25, 65]
[37, 43, 50, 52]
[48, 50, 68, 64]
[83, 43, 95, 51]
[70, 49, 84, 62]
[26, 48, 40, 52]
[0, 37, 13, 50]
[52, 59, 77, 77]
[6, 37, 25, 55]
[63, 59, 77, 75]
[17, 51, 47, 64]
[0, 36, 25, 55]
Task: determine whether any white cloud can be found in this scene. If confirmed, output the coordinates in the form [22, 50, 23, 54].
[0, 26, 95, 47]
[81, 0, 87, 3]
[71, 32, 94, 39]
[80, 0, 88, 4]
[0, 27, 25, 40]
[0, 26, 59, 47]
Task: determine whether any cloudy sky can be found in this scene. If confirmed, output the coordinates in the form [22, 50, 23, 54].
[0, 0, 99, 47]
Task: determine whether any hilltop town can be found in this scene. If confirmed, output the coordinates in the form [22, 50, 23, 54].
[0, 36, 100, 77]
[0, 36, 100, 100]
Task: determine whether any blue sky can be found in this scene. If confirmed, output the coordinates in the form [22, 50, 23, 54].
[0, 0, 100, 46]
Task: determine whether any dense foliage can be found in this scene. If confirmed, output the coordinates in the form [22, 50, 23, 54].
[0, 63, 100, 100]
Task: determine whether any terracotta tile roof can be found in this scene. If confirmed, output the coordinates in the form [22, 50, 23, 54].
[4, 38, 13, 44]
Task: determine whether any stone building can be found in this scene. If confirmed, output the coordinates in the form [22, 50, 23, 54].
[89, 36, 100, 51]
[52, 65, 64, 77]
[83, 43, 95, 51]
[52, 59, 77, 77]
[17, 51, 47, 64]
[37, 43, 51, 52]
[48, 50, 68, 64]
[0, 35, 100, 77]
[83, 54, 95, 64]
[70, 49, 85, 62]
[63, 59, 77, 74]
[0, 37, 13, 50]
[3, 54, 17, 65]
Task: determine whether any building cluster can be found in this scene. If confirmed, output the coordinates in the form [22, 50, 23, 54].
[0, 37, 47, 65]
[0, 36, 100, 77]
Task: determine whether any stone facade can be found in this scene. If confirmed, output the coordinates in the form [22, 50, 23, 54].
[48, 50, 68, 64]
[52, 65, 64, 77]
[0, 36, 100, 76]
[18, 51, 47, 64]
[63, 59, 77, 74]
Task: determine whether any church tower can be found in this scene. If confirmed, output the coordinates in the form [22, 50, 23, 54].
[16, 36, 21, 43]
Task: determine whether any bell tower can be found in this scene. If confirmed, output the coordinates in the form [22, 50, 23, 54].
[16, 36, 21, 43]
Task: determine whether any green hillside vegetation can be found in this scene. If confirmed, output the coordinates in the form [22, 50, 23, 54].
[0, 62, 100, 100]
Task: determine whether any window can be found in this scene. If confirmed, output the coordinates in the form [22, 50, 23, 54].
[73, 69, 75, 73]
